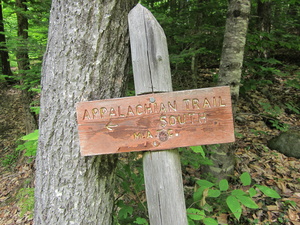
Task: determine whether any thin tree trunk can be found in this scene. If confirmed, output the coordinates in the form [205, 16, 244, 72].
[202, 0, 251, 182]
[16, 0, 37, 134]
[34, 0, 137, 224]
[257, 0, 272, 58]
[0, 0, 13, 79]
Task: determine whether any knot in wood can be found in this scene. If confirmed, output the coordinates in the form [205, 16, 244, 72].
[158, 131, 168, 142]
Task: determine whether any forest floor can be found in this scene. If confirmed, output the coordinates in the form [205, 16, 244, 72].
[0, 69, 299, 225]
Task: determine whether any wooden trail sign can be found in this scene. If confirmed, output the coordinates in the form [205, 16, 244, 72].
[76, 86, 234, 156]
[76, 3, 235, 225]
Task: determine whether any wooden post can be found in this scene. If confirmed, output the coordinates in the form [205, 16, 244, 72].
[128, 4, 188, 225]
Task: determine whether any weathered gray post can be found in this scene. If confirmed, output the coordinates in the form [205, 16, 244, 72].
[128, 4, 188, 225]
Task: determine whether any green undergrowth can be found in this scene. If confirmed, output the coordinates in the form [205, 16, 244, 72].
[17, 187, 35, 219]
[113, 146, 283, 225]
[187, 172, 281, 225]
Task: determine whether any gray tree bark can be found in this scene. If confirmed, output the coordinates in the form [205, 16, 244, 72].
[203, 0, 251, 181]
[34, 0, 136, 224]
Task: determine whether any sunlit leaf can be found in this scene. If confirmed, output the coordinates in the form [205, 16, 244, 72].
[203, 217, 218, 225]
[187, 208, 205, 221]
[240, 172, 251, 186]
[249, 188, 257, 198]
[208, 189, 221, 198]
[190, 146, 205, 158]
[226, 195, 242, 220]
[231, 189, 246, 196]
[21, 130, 39, 141]
[236, 195, 259, 209]
[256, 185, 281, 199]
[193, 186, 206, 202]
[134, 217, 148, 225]
[196, 180, 214, 188]
[219, 179, 229, 191]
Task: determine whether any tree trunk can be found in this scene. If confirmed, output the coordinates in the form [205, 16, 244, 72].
[257, 0, 272, 58]
[15, 0, 37, 134]
[257, 0, 272, 34]
[16, 0, 29, 70]
[34, 0, 137, 224]
[0, 0, 13, 79]
[202, 0, 251, 182]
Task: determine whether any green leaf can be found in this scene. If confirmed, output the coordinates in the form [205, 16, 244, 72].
[219, 179, 229, 191]
[284, 200, 296, 207]
[134, 217, 148, 225]
[256, 185, 281, 199]
[249, 188, 257, 198]
[118, 205, 133, 219]
[193, 186, 206, 202]
[208, 189, 221, 198]
[196, 179, 214, 188]
[226, 195, 242, 220]
[187, 218, 196, 225]
[240, 172, 251, 186]
[190, 146, 205, 158]
[22, 129, 39, 141]
[187, 208, 205, 221]
[203, 217, 218, 225]
[236, 195, 259, 209]
[231, 189, 246, 196]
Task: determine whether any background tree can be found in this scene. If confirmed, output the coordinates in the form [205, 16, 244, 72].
[15, 0, 38, 134]
[34, 0, 137, 224]
[202, 0, 251, 181]
[0, 0, 13, 80]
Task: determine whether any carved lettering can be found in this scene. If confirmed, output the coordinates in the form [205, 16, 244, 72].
[219, 96, 226, 107]
[127, 106, 135, 116]
[118, 106, 125, 117]
[81, 95, 225, 121]
[133, 132, 143, 139]
[144, 103, 153, 114]
[109, 107, 117, 117]
[168, 101, 177, 112]
[177, 114, 186, 125]
[213, 97, 217, 107]
[188, 113, 197, 124]
[91, 108, 99, 119]
[153, 102, 159, 113]
[192, 98, 200, 109]
[100, 107, 107, 118]
[160, 115, 167, 127]
[136, 104, 143, 115]
[146, 130, 154, 139]
[83, 109, 91, 120]
[167, 129, 174, 137]
[203, 98, 211, 108]
[169, 115, 177, 126]
[160, 103, 167, 113]
[198, 113, 207, 124]
[160, 113, 207, 127]
[183, 99, 190, 110]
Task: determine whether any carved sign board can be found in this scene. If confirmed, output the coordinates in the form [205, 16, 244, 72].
[76, 86, 235, 156]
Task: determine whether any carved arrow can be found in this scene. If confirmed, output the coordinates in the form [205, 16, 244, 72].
[105, 121, 118, 131]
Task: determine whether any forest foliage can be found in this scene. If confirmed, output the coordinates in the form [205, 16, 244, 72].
[0, 0, 299, 224]
[0, 0, 299, 114]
